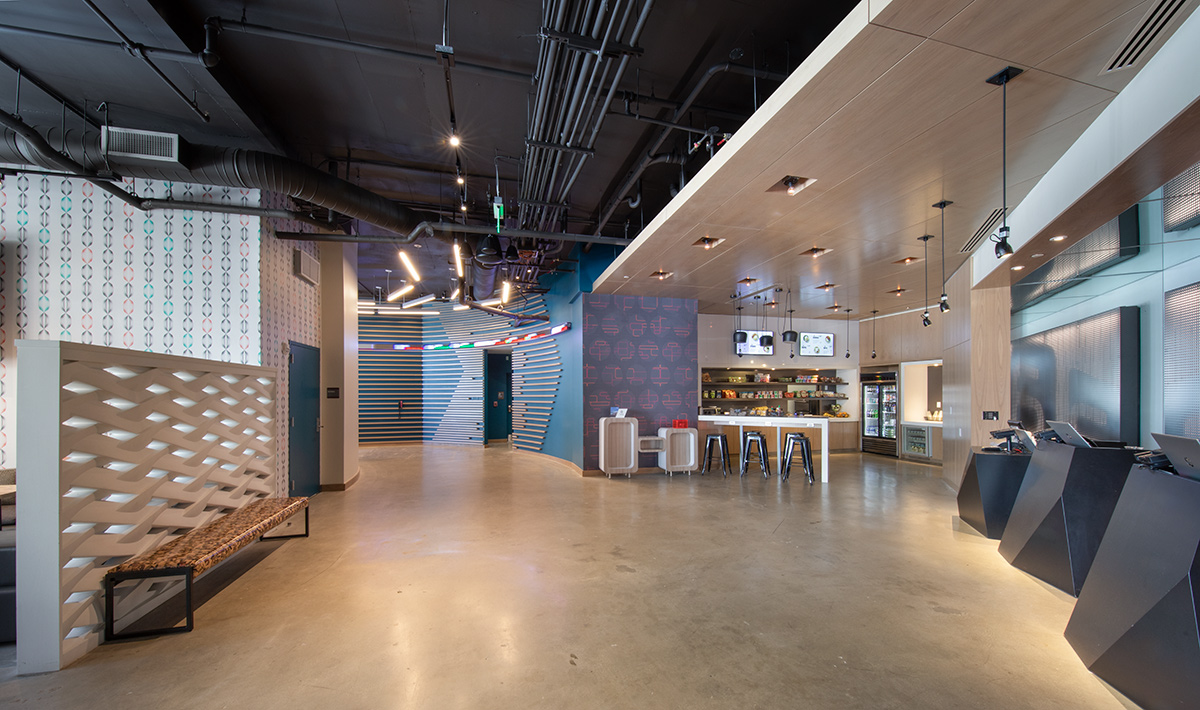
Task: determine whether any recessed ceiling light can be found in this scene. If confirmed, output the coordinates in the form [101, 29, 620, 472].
[1031, 253, 1044, 258]
[780, 175, 818, 196]
[825, 304, 841, 310]
[803, 246, 830, 258]
[1050, 235, 1067, 242]
[888, 287, 906, 296]
[1010, 264, 1025, 271]
[815, 282, 837, 291]
[738, 277, 757, 285]
[694, 236, 726, 250]
[894, 256, 920, 265]
[650, 269, 673, 280]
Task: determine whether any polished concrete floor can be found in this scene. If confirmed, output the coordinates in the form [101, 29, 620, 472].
[0, 446, 1133, 709]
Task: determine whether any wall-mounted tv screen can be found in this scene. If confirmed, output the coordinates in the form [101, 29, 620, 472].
[799, 332, 834, 357]
[735, 330, 774, 355]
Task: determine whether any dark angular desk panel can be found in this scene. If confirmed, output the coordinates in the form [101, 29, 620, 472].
[997, 441, 1136, 596]
[1065, 466, 1200, 710]
[957, 447, 1032, 539]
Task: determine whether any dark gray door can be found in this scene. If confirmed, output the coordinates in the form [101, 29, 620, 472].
[288, 342, 321, 497]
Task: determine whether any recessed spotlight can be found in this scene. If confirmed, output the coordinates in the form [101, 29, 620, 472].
[815, 282, 837, 291]
[888, 287, 906, 297]
[1031, 253, 1044, 258]
[694, 236, 726, 250]
[781, 175, 817, 196]
[803, 246, 829, 258]
[738, 277, 758, 285]
[1050, 235, 1067, 242]
[650, 269, 673, 280]
[894, 256, 920, 265]
[825, 304, 841, 310]
[1010, 264, 1025, 271]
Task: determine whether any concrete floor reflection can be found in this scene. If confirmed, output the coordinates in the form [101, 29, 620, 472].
[0, 446, 1130, 709]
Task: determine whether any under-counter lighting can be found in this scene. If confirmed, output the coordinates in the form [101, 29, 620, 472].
[386, 284, 414, 302]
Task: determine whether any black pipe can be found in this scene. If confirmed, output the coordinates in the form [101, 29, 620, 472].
[209, 17, 530, 83]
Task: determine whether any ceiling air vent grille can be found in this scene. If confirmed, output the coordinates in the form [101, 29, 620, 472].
[1103, 0, 1190, 73]
[961, 208, 1005, 254]
[101, 126, 180, 163]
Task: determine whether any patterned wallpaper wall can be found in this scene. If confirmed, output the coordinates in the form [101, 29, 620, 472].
[260, 192, 321, 495]
[581, 294, 698, 470]
[0, 176, 262, 468]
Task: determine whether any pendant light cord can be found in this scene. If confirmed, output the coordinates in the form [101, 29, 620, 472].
[940, 206, 946, 290]
[1002, 78, 1007, 229]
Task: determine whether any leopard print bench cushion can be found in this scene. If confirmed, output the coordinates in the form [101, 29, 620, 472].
[109, 497, 308, 578]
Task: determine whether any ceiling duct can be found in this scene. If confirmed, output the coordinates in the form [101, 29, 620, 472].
[101, 126, 181, 164]
[1103, 0, 1194, 73]
[962, 208, 1006, 254]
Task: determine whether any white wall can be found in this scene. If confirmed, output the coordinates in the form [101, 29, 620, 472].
[699, 313, 861, 418]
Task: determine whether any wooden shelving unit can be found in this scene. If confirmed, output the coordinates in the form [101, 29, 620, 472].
[700, 367, 850, 416]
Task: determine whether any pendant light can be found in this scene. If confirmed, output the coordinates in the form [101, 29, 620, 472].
[986, 66, 1023, 260]
[782, 288, 798, 359]
[759, 296, 774, 348]
[734, 305, 747, 355]
[934, 200, 952, 312]
[870, 309, 878, 359]
[843, 308, 852, 359]
[918, 234, 933, 327]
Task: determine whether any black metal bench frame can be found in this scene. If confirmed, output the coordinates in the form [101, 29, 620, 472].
[104, 506, 309, 641]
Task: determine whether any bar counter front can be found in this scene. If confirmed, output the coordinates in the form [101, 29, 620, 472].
[697, 415, 854, 482]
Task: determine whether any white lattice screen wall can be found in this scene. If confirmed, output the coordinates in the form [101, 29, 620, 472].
[16, 340, 277, 674]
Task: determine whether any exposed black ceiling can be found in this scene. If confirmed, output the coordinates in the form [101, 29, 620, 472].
[0, 0, 856, 300]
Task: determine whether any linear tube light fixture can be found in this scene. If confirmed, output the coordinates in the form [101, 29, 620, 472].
[398, 250, 420, 281]
[402, 293, 437, 308]
[386, 284, 414, 302]
[453, 242, 464, 277]
[501, 280, 511, 303]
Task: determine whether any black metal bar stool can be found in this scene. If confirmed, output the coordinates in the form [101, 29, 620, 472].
[740, 431, 771, 478]
[782, 432, 815, 484]
[701, 433, 731, 477]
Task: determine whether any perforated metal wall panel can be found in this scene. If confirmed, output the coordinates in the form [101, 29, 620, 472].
[1163, 161, 1200, 232]
[1164, 282, 1200, 436]
[1011, 207, 1139, 312]
[1011, 307, 1140, 443]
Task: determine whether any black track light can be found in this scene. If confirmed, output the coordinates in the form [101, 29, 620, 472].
[922, 311, 932, 327]
[934, 199, 952, 312]
[939, 294, 950, 313]
[994, 226, 1014, 259]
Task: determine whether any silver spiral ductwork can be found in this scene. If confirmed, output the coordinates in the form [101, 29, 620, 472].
[0, 119, 434, 236]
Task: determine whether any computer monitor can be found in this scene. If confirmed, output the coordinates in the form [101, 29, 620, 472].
[1151, 433, 1200, 482]
[1046, 420, 1093, 448]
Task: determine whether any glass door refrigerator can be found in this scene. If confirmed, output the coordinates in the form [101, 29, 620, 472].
[861, 373, 899, 456]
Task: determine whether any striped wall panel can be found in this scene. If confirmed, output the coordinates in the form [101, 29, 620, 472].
[359, 315, 423, 443]
[357, 296, 561, 449]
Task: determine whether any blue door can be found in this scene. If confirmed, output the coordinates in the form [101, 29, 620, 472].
[288, 342, 321, 497]
[485, 351, 512, 441]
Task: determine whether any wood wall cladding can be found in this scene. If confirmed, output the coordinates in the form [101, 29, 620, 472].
[942, 263, 1012, 489]
[859, 307, 945, 364]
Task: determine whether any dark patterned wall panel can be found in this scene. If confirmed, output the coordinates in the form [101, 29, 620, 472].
[582, 294, 698, 470]
[1164, 282, 1200, 437]
[359, 315, 423, 443]
[1011, 307, 1140, 443]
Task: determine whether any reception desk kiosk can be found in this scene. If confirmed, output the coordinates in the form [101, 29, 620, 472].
[956, 447, 1032, 539]
[1064, 465, 1200, 709]
[998, 440, 1136, 596]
